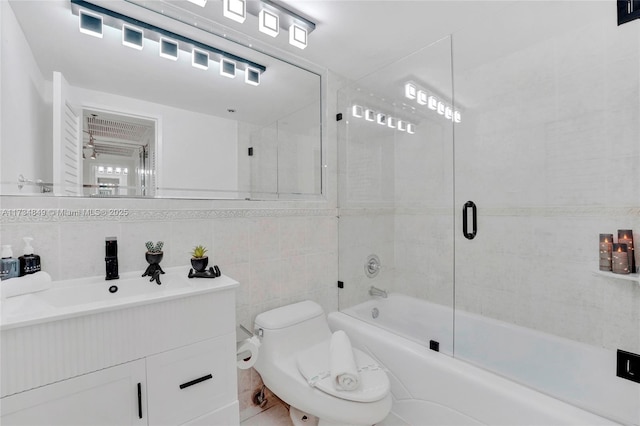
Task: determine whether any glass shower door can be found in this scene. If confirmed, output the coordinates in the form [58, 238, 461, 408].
[452, 2, 640, 422]
[337, 36, 456, 354]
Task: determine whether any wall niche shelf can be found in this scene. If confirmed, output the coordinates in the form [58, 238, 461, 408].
[593, 270, 639, 283]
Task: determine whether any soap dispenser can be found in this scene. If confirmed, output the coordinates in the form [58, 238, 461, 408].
[19, 237, 41, 276]
[1, 245, 20, 280]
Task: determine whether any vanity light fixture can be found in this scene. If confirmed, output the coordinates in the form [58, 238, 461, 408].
[407, 123, 416, 134]
[192, 48, 209, 70]
[71, 0, 266, 86]
[437, 101, 445, 115]
[259, 9, 279, 37]
[159, 38, 179, 60]
[79, 9, 103, 38]
[224, 0, 316, 48]
[387, 116, 397, 129]
[289, 23, 308, 49]
[122, 24, 143, 50]
[220, 58, 237, 78]
[90, 149, 98, 160]
[397, 120, 407, 132]
[352, 105, 364, 118]
[223, 0, 247, 23]
[376, 113, 387, 125]
[454, 110, 462, 123]
[245, 67, 261, 86]
[187, 0, 207, 7]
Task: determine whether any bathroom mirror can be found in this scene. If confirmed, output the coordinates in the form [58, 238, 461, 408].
[1, 0, 322, 199]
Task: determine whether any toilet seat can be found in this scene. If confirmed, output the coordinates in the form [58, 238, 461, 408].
[296, 340, 389, 403]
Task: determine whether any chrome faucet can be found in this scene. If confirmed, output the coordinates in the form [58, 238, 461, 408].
[369, 285, 388, 298]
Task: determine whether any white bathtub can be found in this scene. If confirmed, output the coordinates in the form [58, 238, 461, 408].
[328, 294, 639, 426]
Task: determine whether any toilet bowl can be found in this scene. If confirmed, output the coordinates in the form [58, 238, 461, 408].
[253, 301, 392, 426]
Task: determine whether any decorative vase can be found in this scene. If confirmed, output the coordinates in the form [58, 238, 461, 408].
[143, 251, 165, 284]
[146, 251, 163, 265]
[191, 256, 209, 272]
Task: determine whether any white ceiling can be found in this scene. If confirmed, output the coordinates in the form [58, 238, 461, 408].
[9, 0, 610, 124]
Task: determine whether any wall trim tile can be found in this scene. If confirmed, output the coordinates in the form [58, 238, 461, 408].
[0, 208, 338, 224]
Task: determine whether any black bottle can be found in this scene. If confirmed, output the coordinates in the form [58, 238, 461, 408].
[105, 237, 119, 280]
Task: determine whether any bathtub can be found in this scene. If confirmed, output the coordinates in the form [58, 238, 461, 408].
[328, 294, 639, 426]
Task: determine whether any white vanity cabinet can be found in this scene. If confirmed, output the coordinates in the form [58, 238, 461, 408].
[1, 359, 147, 425]
[0, 270, 240, 426]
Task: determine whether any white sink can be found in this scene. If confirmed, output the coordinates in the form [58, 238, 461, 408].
[0, 266, 237, 330]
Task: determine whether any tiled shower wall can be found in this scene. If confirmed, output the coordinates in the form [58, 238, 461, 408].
[0, 196, 338, 416]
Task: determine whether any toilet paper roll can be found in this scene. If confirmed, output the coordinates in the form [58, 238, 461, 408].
[237, 336, 260, 370]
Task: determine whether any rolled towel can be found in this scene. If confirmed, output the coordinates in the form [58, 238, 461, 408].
[330, 330, 360, 391]
[1, 271, 52, 298]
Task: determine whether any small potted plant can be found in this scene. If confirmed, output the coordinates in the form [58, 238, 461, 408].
[143, 241, 165, 284]
[145, 241, 164, 265]
[190, 245, 208, 272]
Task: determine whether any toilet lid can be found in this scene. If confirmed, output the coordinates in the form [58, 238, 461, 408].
[296, 340, 389, 403]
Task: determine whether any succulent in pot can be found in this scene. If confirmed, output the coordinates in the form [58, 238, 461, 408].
[143, 241, 165, 284]
[145, 241, 164, 264]
[190, 245, 209, 272]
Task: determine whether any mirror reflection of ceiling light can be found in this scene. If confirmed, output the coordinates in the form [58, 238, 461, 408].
[417, 90, 428, 105]
[365, 109, 375, 122]
[350, 105, 416, 136]
[159, 38, 179, 60]
[220, 58, 237, 78]
[79, 10, 103, 38]
[122, 25, 143, 50]
[404, 83, 417, 100]
[405, 81, 463, 123]
[223, 0, 247, 23]
[71, 0, 265, 86]
[192, 48, 209, 70]
[245, 67, 261, 86]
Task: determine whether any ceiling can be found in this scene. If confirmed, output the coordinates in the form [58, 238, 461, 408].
[8, 0, 605, 123]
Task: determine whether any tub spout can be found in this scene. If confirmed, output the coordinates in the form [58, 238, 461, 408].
[369, 285, 388, 298]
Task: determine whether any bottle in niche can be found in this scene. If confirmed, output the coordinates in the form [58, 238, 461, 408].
[18, 237, 41, 276]
[1, 245, 20, 280]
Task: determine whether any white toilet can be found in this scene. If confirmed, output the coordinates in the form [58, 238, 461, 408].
[253, 301, 392, 426]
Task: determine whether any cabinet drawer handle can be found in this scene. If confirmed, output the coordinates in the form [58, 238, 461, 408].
[137, 382, 142, 419]
[179, 373, 213, 390]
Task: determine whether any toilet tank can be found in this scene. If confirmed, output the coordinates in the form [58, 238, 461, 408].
[254, 301, 332, 359]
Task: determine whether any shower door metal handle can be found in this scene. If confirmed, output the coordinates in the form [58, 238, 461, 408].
[463, 201, 477, 240]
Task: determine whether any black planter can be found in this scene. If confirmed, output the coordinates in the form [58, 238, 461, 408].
[191, 256, 209, 272]
[146, 252, 163, 265]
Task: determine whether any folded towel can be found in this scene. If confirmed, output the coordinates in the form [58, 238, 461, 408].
[1, 271, 52, 298]
[330, 330, 360, 391]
